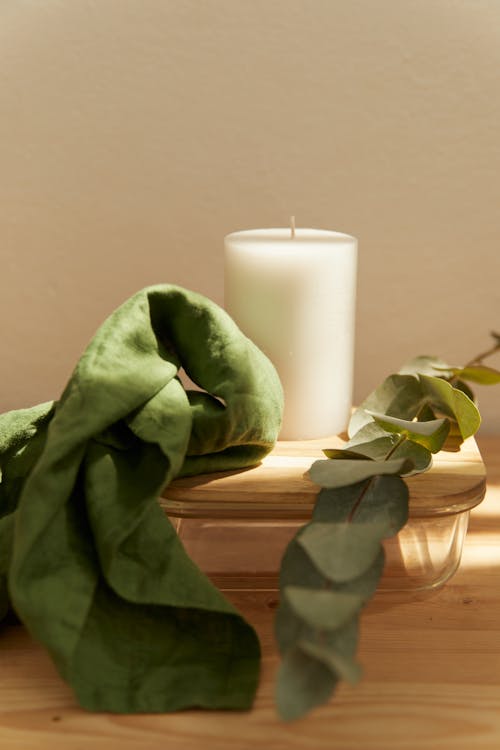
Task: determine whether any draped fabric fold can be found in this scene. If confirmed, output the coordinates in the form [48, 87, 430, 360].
[0, 285, 283, 712]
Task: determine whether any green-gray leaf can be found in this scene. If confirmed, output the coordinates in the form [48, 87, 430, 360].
[309, 457, 414, 489]
[312, 481, 372, 524]
[275, 597, 313, 655]
[322, 448, 375, 461]
[276, 646, 337, 721]
[298, 522, 385, 582]
[345, 435, 398, 460]
[279, 518, 385, 598]
[419, 374, 481, 439]
[345, 427, 431, 472]
[348, 374, 425, 437]
[279, 532, 326, 591]
[338, 547, 385, 600]
[299, 640, 362, 685]
[314, 475, 408, 538]
[284, 586, 363, 631]
[346, 422, 393, 446]
[454, 379, 476, 402]
[398, 355, 454, 378]
[366, 410, 450, 453]
[384, 439, 432, 474]
[275, 590, 364, 654]
[449, 365, 500, 385]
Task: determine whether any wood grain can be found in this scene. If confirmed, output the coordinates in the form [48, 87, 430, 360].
[1, 435, 500, 749]
[161, 435, 486, 518]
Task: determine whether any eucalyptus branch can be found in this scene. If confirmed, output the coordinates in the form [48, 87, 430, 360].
[275, 337, 499, 721]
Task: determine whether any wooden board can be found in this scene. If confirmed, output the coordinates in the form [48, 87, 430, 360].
[0, 436, 499, 749]
[161, 434, 486, 519]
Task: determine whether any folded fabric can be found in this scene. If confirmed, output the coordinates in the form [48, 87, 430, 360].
[0, 284, 283, 712]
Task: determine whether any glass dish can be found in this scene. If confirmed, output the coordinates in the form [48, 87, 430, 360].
[162, 436, 486, 592]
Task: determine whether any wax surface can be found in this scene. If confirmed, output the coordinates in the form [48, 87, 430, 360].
[224, 228, 358, 440]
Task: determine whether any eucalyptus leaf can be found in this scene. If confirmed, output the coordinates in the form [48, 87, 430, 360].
[322, 448, 375, 461]
[366, 410, 450, 453]
[449, 365, 500, 385]
[398, 355, 454, 378]
[312, 481, 372, 523]
[275, 596, 316, 654]
[414, 403, 438, 422]
[275, 592, 362, 655]
[309, 457, 414, 489]
[350, 475, 409, 536]
[386, 439, 432, 474]
[345, 435, 398, 460]
[279, 522, 385, 601]
[337, 548, 385, 600]
[276, 646, 337, 721]
[314, 476, 408, 538]
[454, 379, 476, 402]
[332, 548, 385, 601]
[419, 374, 481, 439]
[322, 615, 359, 657]
[345, 426, 431, 472]
[298, 522, 385, 582]
[348, 374, 425, 437]
[346, 422, 393, 446]
[299, 640, 362, 685]
[277, 496, 384, 608]
[275, 609, 360, 672]
[284, 531, 386, 600]
[279, 531, 327, 590]
[284, 586, 363, 631]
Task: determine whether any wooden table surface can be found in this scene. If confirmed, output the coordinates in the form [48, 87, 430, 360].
[2, 435, 500, 750]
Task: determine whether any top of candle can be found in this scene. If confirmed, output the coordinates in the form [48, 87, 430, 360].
[225, 228, 357, 244]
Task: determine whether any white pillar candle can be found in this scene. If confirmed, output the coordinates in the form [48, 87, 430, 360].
[224, 227, 358, 440]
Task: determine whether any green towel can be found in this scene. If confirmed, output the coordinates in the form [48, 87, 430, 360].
[0, 284, 283, 712]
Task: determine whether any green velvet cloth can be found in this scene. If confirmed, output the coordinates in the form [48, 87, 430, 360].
[0, 284, 283, 712]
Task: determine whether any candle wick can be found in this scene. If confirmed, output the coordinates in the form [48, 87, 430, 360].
[290, 216, 296, 239]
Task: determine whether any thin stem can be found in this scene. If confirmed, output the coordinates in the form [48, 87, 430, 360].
[447, 339, 500, 386]
[465, 340, 500, 367]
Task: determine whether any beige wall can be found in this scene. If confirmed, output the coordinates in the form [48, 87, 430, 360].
[1, 0, 500, 431]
